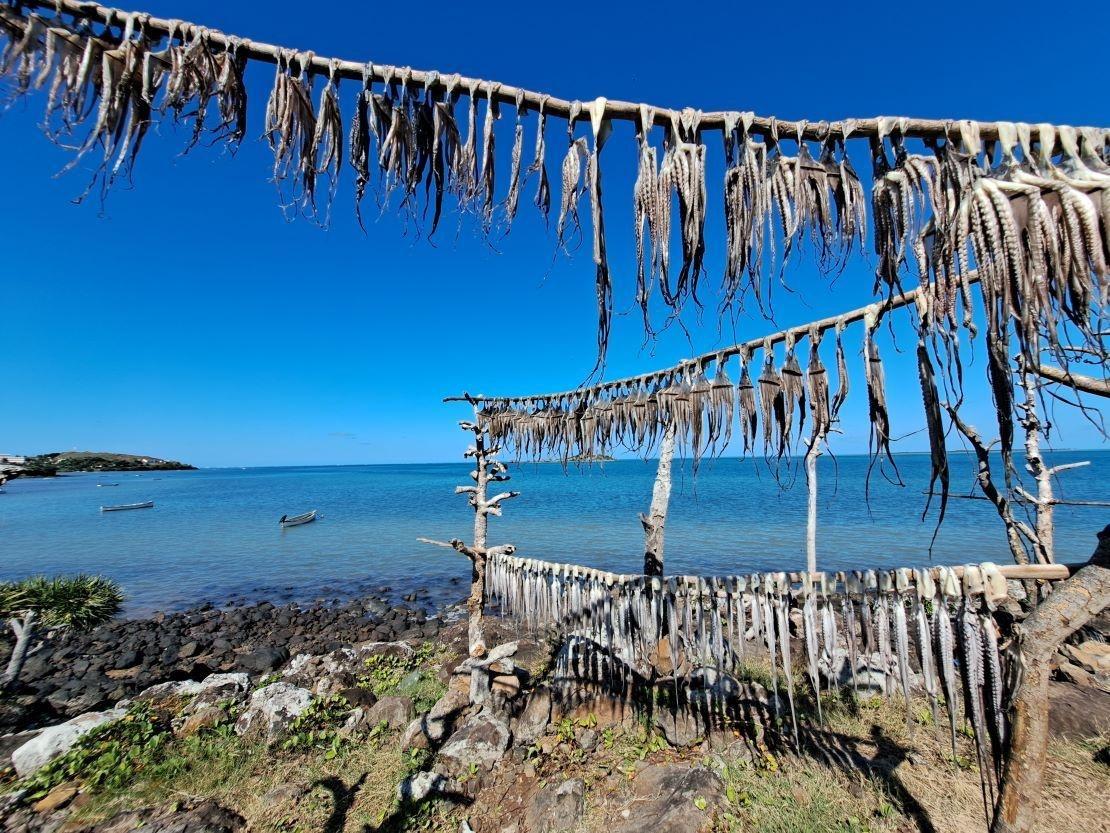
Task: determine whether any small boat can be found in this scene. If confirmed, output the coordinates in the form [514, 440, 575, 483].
[279, 510, 317, 528]
[101, 501, 154, 512]
[97, 483, 120, 487]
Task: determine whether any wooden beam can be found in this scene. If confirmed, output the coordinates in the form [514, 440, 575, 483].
[14, 1, 1108, 146]
[1033, 364, 1109, 397]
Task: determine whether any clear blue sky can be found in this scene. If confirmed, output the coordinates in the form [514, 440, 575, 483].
[2, 0, 1107, 467]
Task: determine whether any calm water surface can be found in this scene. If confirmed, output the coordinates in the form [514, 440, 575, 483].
[1, 452, 1105, 615]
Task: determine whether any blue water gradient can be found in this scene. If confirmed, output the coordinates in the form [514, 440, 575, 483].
[1, 451, 1105, 616]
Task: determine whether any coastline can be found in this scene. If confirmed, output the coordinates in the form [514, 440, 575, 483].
[0, 591, 456, 735]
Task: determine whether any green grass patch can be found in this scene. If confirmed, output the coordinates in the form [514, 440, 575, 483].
[357, 642, 447, 713]
[715, 757, 898, 833]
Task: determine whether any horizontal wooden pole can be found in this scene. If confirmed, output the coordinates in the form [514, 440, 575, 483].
[489, 549, 1080, 588]
[15, 1, 1108, 145]
[450, 274, 981, 404]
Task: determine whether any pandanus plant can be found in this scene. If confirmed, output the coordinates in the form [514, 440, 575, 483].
[0, 574, 123, 693]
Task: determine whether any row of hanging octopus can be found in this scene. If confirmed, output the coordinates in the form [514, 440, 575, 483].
[486, 553, 1012, 814]
[479, 304, 935, 511]
[0, 5, 1105, 374]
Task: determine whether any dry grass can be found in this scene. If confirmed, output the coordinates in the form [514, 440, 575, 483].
[65, 726, 441, 833]
[40, 668, 1110, 833]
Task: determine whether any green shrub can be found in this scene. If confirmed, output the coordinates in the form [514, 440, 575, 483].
[21, 703, 168, 799]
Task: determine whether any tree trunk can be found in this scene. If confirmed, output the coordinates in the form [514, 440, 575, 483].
[469, 417, 491, 657]
[1, 610, 36, 693]
[991, 525, 1110, 833]
[640, 423, 676, 577]
[467, 548, 488, 658]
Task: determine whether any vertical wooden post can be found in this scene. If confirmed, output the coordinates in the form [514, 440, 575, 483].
[640, 422, 676, 576]
[455, 398, 519, 658]
[1015, 365, 1089, 566]
[804, 435, 821, 574]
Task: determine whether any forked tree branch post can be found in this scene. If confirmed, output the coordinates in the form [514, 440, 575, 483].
[640, 422, 676, 577]
[992, 525, 1110, 833]
[452, 395, 519, 658]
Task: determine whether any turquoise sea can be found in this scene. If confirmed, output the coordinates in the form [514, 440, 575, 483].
[1, 452, 1106, 616]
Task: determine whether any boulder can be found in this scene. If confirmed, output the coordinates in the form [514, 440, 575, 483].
[437, 712, 511, 775]
[177, 705, 227, 738]
[1048, 680, 1110, 740]
[32, 782, 78, 814]
[338, 687, 378, 709]
[401, 689, 468, 751]
[133, 679, 204, 704]
[364, 696, 414, 730]
[397, 771, 449, 802]
[195, 672, 250, 699]
[355, 641, 416, 661]
[400, 718, 431, 751]
[12, 707, 126, 777]
[491, 674, 521, 699]
[654, 709, 704, 748]
[609, 765, 724, 833]
[0, 729, 42, 765]
[514, 687, 552, 746]
[234, 683, 312, 741]
[525, 778, 584, 833]
[1062, 641, 1110, 688]
[236, 646, 289, 675]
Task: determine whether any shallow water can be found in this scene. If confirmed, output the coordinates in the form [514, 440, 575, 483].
[1, 451, 1105, 615]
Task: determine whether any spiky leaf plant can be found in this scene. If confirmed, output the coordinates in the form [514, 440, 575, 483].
[1, 574, 123, 692]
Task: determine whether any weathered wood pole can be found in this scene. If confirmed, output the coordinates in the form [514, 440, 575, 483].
[455, 399, 519, 658]
[992, 525, 1110, 833]
[803, 435, 822, 574]
[640, 422, 676, 576]
[0, 610, 36, 693]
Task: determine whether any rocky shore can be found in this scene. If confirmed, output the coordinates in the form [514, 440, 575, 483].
[1, 597, 1107, 833]
[0, 594, 447, 735]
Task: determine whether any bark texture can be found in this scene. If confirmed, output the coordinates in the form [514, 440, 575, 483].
[991, 526, 1110, 833]
[454, 400, 519, 658]
[1, 610, 36, 693]
[640, 423, 676, 577]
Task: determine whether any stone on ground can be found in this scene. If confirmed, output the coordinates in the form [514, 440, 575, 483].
[609, 765, 724, 833]
[525, 778, 584, 833]
[364, 695, 414, 730]
[437, 712, 511, 775]
[11, 707, 126, 777]
[233, 682, 312, 741]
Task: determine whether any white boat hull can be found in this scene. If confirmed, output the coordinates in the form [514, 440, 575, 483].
[280, 510, 317, 527]
[101, 501, 154, 512]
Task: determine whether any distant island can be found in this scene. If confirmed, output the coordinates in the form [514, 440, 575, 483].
[3, 451, 196, 479]
[538, 453, 616, 464]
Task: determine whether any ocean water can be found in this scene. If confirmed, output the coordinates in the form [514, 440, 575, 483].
[1, 451, 1105, 616]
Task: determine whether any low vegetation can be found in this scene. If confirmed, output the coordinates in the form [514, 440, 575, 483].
[357, 642, 448, 714]
[1, 574, 124, 692]
[30, 451, 196, 473]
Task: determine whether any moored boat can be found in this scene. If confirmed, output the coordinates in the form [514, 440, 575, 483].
[100, 501, 154, 512]
[280, 510, 317, 528]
